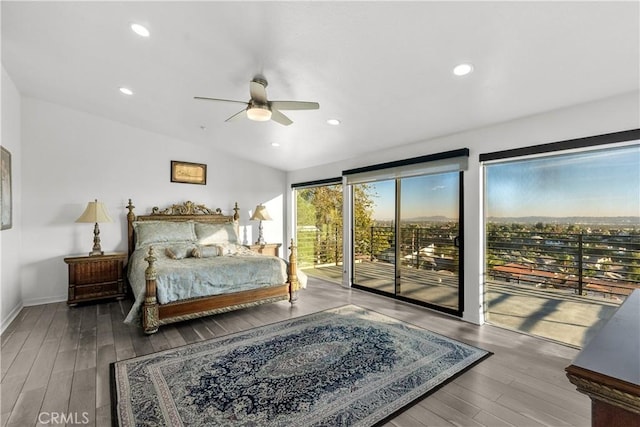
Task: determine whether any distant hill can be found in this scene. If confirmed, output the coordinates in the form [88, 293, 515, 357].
[486, 216, 640, 225]
[392, 216, 640, 225]
[403, 215, 453, 222]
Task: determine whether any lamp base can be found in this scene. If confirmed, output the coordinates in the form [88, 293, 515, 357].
[88, 222, 104, 256]
[255, 220, 266, 245]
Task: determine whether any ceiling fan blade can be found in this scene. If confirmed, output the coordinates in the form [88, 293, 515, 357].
[225, 108, 247, 122]
[249, 80, 268, 103]
[270, 109, 293, 126]
[194, 96, 248, 106]
[270, 100, 320, 110]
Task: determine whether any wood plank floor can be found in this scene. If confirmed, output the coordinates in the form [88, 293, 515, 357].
[1, 277, 591, 427]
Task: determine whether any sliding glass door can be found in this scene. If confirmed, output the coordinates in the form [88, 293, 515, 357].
[353, 180, 396, 294]
[352, 171, 463, 315]
[398, 173, 461, 310]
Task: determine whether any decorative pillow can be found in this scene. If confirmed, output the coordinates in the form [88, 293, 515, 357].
[195, 222, 239, 245]
[218, 243, 255, 256]
[165, 244, 195, 260]
[191, 245, 221, 258]
[133, 221, 197, 249]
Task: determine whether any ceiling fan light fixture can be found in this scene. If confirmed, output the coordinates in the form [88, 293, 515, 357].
[195, 77, 317, 126]
[247, 105, 272, 122]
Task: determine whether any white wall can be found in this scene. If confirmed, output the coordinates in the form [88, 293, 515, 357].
[287, 90, 640, 325]
[8, 84, 640, 324]
[20, 97, 286, 305]
[1, 67, 23, 331]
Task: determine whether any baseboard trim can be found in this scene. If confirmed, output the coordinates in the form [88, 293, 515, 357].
[1, 302, 24, 335]
[22, 295, 67, 307]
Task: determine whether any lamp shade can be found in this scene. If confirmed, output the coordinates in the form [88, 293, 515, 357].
[250, 205, 272, 221]
[76, 199, 113, 223]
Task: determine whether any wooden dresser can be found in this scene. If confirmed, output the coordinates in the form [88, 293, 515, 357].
[565, 289, 640, 426]
[64, 253, 127, 305]
[246, 243, 282, 257]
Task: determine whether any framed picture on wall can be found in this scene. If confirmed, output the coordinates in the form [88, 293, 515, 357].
[1, 146, 12, 230]
[171, 160, 207, 185]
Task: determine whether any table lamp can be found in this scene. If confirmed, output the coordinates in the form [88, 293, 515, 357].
[76, 199, 113, 256]
[250, 204, 272, 245]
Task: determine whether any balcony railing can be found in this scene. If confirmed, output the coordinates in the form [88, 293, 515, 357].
[486, 230, 639, 300]
[365, 226, 460, 273]
[296, 225, 342, 268]
[299, 224, 640, 301]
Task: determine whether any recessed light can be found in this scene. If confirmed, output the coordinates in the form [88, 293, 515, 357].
[453, 63, 473, 76]
[271, 142, 281, 148]
[119, 87, 134, 96]
[131, 23, 150, 38]
[327, 119, 341, 126]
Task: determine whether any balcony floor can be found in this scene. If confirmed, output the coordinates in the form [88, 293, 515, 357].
[302, 262, 621, 348]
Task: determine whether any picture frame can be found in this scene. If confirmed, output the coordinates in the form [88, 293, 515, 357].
[171, 160, 207, 185]
[1, 146, 12, 230]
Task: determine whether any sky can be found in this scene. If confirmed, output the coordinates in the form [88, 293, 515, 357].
[364, 145, 640, 221]
[486, 145, 639, 218]
[367, 172, 460, 221]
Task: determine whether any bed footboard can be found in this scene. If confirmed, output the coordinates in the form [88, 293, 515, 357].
[141, 242, 300, 335]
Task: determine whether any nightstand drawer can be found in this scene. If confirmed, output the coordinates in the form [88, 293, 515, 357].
[74, 281, 121, 299]
[70, 260, 122, 285]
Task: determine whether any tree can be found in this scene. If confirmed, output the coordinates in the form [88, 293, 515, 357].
[295, 194, 317, 267]
[629, 251, 640, 282]
[296, 184, 377, 266]
[353, 184, 377, 257]
[296, 186, 341, 265]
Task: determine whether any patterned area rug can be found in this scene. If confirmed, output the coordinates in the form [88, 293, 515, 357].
[111, 305, 490, 426]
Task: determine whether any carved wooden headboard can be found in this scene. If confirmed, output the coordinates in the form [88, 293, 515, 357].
[126, 199, 240, 257]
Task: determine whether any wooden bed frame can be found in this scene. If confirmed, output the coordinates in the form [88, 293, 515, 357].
[126, 199, 299, 334]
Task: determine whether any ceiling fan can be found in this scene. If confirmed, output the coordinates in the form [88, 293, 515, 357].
[194, 77, 319, 126]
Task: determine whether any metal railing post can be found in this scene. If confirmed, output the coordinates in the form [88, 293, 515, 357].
[578, 233, 584, 296]
[411, 228, 420, 269]
[334, 226, 339, 265]
[370, 227, 374, 261]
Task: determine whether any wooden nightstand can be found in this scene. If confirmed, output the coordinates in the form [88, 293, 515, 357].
[64, 253, 127, 305]
[246, 243, 282, 257]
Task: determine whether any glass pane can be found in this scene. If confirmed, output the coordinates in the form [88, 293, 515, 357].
[484, 144, 640, 347]
[295, 185, 343, 282]
[398, 173, 460, 310]
[353, 180, 395, 294]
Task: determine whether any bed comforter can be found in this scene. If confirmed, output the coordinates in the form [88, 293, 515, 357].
[124, 243, 292, 323]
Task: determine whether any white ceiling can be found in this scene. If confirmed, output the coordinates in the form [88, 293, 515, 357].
[2, 1, 639, 172]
